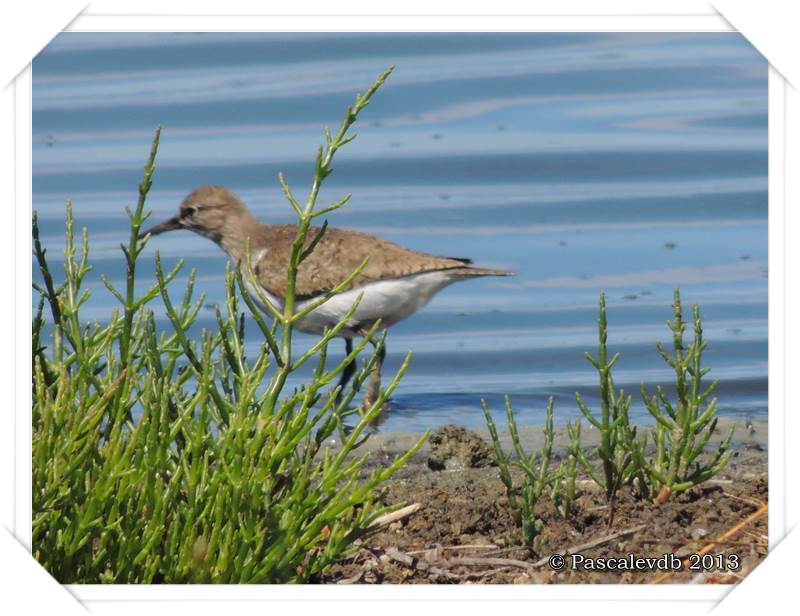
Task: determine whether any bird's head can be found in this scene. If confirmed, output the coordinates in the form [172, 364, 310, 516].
[139, 185, 252, 243]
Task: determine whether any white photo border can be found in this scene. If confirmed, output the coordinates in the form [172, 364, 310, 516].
[6, 5, 788, 612]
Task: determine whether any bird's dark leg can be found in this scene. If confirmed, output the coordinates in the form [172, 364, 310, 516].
[363, 336, 386, 410]
[335, 337, 355, 403]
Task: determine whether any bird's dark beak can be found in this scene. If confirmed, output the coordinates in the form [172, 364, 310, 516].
[138, 216, 182, 240]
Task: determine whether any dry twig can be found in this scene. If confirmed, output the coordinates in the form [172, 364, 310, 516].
[649, 499, 768, 584]
[366, 503, 421, 533]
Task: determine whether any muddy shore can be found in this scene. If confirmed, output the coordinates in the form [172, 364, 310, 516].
[319, 419, 768, 584]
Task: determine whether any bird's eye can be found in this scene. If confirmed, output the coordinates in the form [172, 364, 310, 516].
[184, 206, 197, 218]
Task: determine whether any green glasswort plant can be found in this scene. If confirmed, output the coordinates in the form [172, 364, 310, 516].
[32, 67, 427, 583]
[637, 289, 734, 504]
[551, 419, 581, 521]
[481, 396, 560, 552]
[571, 291, 640, 526]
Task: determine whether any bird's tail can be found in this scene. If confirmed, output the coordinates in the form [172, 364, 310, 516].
[452, 266, 516, 278]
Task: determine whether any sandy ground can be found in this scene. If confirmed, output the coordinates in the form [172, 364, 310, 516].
[318, 419, 768, 584]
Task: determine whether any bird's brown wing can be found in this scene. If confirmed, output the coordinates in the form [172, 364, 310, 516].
[252, 224, 480, 300]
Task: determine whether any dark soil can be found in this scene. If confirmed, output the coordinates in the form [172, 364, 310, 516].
[320, 439, 768, 584]
[426, 424, 494, 471]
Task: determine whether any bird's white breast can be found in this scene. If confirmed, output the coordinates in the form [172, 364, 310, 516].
[245, 269, 457, 337]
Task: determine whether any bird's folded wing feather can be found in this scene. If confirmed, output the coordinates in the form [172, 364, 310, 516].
[253, 224, 474, 300]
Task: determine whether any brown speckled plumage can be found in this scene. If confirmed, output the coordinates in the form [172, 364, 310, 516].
[142, 185, 514, 300]
[249, 223, 511, 300]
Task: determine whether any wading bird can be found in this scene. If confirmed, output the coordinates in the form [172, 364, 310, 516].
[141, 185, 513, 407]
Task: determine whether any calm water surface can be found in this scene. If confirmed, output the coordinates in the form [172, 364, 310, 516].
[32, 33, 768, 432]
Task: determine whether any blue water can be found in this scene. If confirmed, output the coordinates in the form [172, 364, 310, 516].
[32, 33, 768, 432]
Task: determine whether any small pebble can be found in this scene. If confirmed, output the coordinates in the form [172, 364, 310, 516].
[691, 528, 708, 540]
